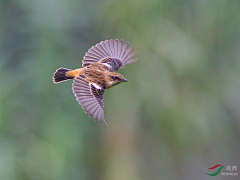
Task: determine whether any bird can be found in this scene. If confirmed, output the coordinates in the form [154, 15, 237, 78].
[53, 39, 138, 125]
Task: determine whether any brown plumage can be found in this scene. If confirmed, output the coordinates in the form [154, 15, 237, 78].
[53, 39, 138, 125]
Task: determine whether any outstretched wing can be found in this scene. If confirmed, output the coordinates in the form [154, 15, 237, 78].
[72, 75, 107, 125]
[82, 39, 138, 71]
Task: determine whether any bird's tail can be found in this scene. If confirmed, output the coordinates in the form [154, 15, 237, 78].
[53, 67, 73, 83]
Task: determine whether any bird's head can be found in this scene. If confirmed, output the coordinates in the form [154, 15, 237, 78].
[106, 72, 127, 88]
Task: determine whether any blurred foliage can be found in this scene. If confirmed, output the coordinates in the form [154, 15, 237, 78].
[0, 0, 240, 180]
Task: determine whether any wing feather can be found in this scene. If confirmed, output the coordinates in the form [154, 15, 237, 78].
[95, 45, 108, 57]
[113, 39, 118, 57]
[123, 50, 138, 64]
[92, 108, 99, 121]
[72, 75, 108, 125]
[82, 39, 138, 71]
[119, 42, 129, 59]
[88, 48, 103, 56]
[121, 46, 134, 62]
[117, 39, 123, 58]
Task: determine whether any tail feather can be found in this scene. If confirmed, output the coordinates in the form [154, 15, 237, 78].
[53, 67, 72, 83]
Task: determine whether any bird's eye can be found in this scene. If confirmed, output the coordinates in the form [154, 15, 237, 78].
[113, 76, 118, 80]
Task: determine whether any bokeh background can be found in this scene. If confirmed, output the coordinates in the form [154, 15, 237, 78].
[1, 0, 240, 180]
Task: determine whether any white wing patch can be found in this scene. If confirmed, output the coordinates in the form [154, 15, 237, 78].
[92, 83, 102, 89]
[102, 63, 111, 68]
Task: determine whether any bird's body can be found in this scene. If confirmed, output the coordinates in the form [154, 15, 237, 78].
[53, 39, 137, 125]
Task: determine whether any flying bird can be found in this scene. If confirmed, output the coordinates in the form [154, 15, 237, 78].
[53, 39, 138, 125]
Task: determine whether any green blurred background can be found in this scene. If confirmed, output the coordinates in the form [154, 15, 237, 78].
[1, 0, 240, 180]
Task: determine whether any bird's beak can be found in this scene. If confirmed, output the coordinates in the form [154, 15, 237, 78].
[123, 79, 128, 82]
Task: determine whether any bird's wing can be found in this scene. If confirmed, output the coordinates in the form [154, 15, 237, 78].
[72, 75, 107, 125]
[82, 39, 138, 71]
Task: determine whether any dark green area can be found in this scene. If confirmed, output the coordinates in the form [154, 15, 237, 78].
[1, 0, 240, 179]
